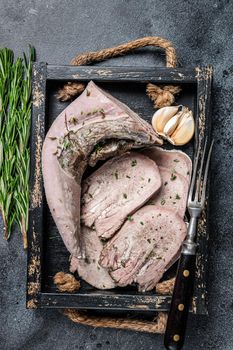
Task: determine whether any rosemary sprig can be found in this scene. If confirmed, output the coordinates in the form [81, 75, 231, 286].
[0, 46, 35, 248]
[14, 46, 35, 248]
[0, 56, 24, 239]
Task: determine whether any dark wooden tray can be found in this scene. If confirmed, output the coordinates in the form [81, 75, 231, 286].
[27, 63, 212, 314]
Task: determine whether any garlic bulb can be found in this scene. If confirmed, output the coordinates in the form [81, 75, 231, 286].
[152, 106, 194, 146]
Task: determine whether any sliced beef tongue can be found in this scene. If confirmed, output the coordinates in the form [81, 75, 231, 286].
[149, 166, 189, 218]
[100, 205, 187, 290]
[142, 147, 192, 181]
[70, 226, 116, 290]
[81, 152, 162, 240]
[42, 81, 162, 259]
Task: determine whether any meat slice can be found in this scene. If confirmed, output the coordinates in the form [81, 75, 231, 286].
[100, 205, 187, 290]
[42, 81, 162, 258]
[81, 152, 162, 240]
[149, 166, 189, 218]
[142, 147, 192, 181]
[70, 226, 116, 290]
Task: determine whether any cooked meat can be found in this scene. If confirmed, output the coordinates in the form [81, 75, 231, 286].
[70, 226, 116, 289]
[100, 205, 186, 290]
[81, 152, 162, 240]
[42, 81, 162, 258]
[142, 147, 192, 181]
[149, 166, 189, 217]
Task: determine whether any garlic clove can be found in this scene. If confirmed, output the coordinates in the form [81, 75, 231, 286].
[152, 106, 179, 135]
[175, 109, 193, 130]
[169, 114, 195, 146]
[163, 110, 184, 136]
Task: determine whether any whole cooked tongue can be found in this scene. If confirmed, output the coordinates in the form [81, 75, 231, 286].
[100, 205, 187, 291]
[42, 81, 162, 259]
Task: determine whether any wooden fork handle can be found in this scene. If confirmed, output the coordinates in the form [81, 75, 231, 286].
[164, 253, 196, 350]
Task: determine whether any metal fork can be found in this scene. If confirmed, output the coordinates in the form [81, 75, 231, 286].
[164, 139, 214, 350]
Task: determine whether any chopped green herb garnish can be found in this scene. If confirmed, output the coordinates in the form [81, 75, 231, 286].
[89, 193, 93, 198]
[187, 171, 190, 175]
[86, 89, 90, 96]
[94, 144, 102, 153]
[121, 260, 126, 267]
[175, 194, 181, 200]
[140, 221, 144, 225]
[127, 215, 133, 222]
[131, 159, 137, 167]
[170, 173, 177, 181]
[99, 108, 106, 118]
[126, 175, 131, 179]
[49, 136, 57, 140]
[140, 176, 145, 181]
[62, 139, 71, 150]
[156, 256, 162, 260]
[173, 159, 180, 162]
[114, 171, 119, 180]
[97, 266, 100, 270]
[161, 198, 166, 205]
[147, 238, 151, 243]
[69, 116, 78, 125]
[164, 181, 168, 186]
[123, 193, 127, 199]
[148, 178, 151, 183]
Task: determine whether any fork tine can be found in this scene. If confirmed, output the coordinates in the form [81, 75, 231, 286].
[195, 139, 207, 202]
[201, 139, 214, 206]
[188, 142, 201, 203]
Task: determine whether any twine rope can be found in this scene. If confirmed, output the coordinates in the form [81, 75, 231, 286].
[57, 36, 181, 107]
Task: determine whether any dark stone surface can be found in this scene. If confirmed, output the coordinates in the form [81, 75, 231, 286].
[0, 0, 233, 349]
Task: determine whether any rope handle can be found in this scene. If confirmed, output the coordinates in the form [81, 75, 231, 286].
[57, 36, 181, 106]
[70, 36, 178, 67]
[64, 309, 168, 334]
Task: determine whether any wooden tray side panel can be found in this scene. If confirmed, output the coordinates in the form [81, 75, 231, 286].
[27, 63, 47, 308]
[194, 67, 213, 314]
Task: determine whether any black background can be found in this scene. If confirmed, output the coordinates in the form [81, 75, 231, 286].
[1, 1, 233, 349]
